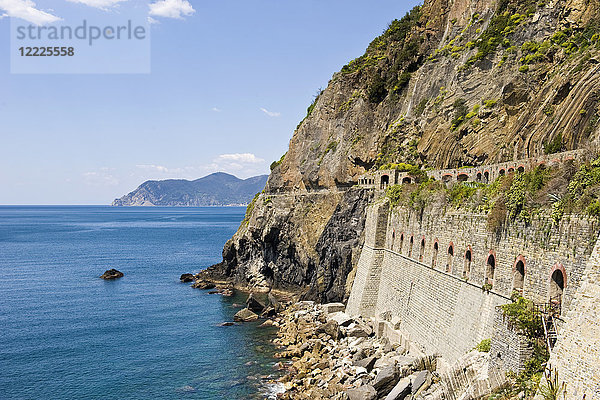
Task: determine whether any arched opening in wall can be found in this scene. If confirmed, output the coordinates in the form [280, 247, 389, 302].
[419, 237, 425, 262]
[457, 173, 468, 182]
[409, 235, 414, 258]
[442, 174, 453, 184]
[380, 175, 389, 189]
[512, 256, 525, 295]
[446, 243, 454, 272]
[399, 233, 404, 255]
[484, 171, 490, 183]
[432, 241, 439, 267]
[476, 172, 482, 182]
[499, 169, 506, 176]
[391, 230, 395, 251]
[517, 165, 525, 173]
[402, 177, 412, 184]
[550, 264, 566, 315]
[508, 167, 515, 174]
[486, 252, 496, 287]
[463, 248, 472, 278]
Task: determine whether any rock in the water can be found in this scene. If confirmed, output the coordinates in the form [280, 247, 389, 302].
[260, 319, 274, 327]
[219, 322, 235, 326]
[100, 269, 124, 280]
[345, 385, 377, 400]
[191, 280, 215, 290]
[246, 293, 265, 313]
[384, 377, 411, 400]
[233, 308, 259, 322]
[180, 273, 195, 282]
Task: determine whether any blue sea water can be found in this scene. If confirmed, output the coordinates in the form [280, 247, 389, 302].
[0, 206, 282, 400]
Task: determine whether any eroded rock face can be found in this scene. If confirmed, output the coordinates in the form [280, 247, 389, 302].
[100, 269, 123, 280]
[205, 0, 600, 300]
[202, 189, 371, 301]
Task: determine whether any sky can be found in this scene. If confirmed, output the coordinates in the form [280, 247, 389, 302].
[0, 0, 421, 205]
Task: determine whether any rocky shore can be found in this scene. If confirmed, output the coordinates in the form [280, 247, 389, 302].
[183, 272, 503, 400]
[268, 301, 504, 400]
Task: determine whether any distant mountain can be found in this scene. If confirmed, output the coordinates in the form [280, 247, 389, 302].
[112, 172, 268, 206]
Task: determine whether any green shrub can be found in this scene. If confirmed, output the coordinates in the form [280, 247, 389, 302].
[448, 182, 479, 207]
[501, 296, 543, 338]
[242, 193, 260, 226]
[415, 98, 429, 116]
[451, 98, 468, 130]
[475, 338, 491, 352]
[367, 73, 388, 103]
[270, 152, 287, 171]
[544, 133, 563, 154]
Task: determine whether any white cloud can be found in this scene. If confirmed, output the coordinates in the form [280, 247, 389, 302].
[0, 0, 61, 25]
[136, 164, 171, 173]
[211, 107, 222, 112]
[216, 153, 265, 164]
[147, 16, 159, 24]
[66, 0, 125, 9]
[82, 169, 119, 186]
[260, 107, 281, 117]
[149, 0, 194, 19]
[132, 154, 268, 182]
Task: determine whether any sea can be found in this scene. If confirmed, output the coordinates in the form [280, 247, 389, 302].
[0, 206, 284, 400]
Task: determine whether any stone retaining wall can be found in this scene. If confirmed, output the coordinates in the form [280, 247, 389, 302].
[347, 199, 598, 365]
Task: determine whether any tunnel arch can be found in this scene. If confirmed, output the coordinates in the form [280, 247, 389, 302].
[432, 240, 439, 268]
[486, 250, 496, 287]
[446, 242, 454, 272]
[512, 255, 526, 295]
[550, 263, 567, 315]
[463, 246, 473, 278]
[380, 174, 389, 189]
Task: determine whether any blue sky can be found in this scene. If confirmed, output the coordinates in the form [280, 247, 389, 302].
[0, 0, 421, 204]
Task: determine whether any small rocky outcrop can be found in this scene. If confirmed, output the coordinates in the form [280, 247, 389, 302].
[233, 308, 259, 322]
[191, 280, 215, 290]
[100, 269, 124, 280]
[180, 273, 194, 282]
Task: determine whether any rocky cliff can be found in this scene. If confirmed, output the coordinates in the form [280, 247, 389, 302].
[203, 0, 600, 301]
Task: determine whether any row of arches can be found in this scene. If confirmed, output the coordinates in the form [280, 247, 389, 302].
[391, 232, 567, 313]
[359, 177, 375, 185]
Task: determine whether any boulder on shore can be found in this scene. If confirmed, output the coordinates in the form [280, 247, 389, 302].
[180, 273, 195, 282]
[191, 280, 215, 290]
[346, 385, 377, 400]
[246, 293, 266, 313]
[100, 269, 124, 280]
[233, 308, 259, 322]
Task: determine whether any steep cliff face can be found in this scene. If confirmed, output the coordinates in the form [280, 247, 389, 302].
[204, 0, 600, 301]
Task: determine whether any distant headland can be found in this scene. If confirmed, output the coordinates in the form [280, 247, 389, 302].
[112, 172, 268, 207]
